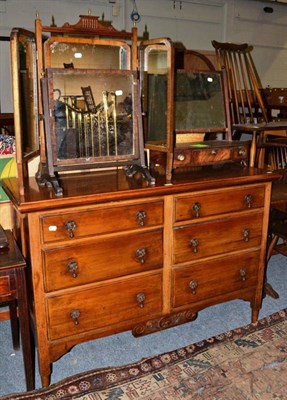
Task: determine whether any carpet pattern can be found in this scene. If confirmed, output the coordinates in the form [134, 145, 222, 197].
[1, 308, 287, 400]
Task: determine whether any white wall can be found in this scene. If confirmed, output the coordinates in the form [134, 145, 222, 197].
[134, 0, 287, 88]
[1, 0, 287, 111]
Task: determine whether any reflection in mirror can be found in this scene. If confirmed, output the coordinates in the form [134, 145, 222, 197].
[146, 49, 168, 74]
[11, 30, 39, 158]
[46, 69, 136, 164]
[46, 39, 129, 70]
[143, 49, 168, 145]
[175, 71, 225, 131]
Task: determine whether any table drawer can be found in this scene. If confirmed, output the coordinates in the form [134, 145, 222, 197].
[47, 272, 162, 340]
[40, 200, 163, 243]
[172, 251, 259, 308]
[175, 186, 265, 222]
[173, 211, 263, 264]
[0, 276, 11, 296]
[43, 230, 163, 291]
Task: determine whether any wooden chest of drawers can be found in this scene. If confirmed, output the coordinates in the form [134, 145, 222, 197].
[2, 165, 278, 387]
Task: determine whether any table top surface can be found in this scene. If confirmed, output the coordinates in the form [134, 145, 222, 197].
[0, 230, 25, 270]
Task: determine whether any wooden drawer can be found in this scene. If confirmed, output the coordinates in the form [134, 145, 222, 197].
[172, 251, 259, 308]
[0, 272, 16, 297]
[173, 143, 248, 167]
[43, 230, 163, 292]
[174, 146, 231, 167]
[0, 276, 11, 296]
[47, 272, 162, 340]
[173, 211, 263, 264]
[40, 200, 163, 243]
[175, 186, 265, 222]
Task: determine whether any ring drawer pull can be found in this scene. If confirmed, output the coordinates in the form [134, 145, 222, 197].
[190, 238, 199, 253]
[240, 268, 247, 281]
[189, 280, 198, 295]
[67, 261, 78, 278]
[192, 202, 201, 218]
[244, 194, 253, 208]
[64, 220, 77, 238]
[136, 210, 146, 227]
[136, 292, 146, 308]
[135, 248, 147, 264]
[70, 309, 80, 325]
[242, 228, 250, 242]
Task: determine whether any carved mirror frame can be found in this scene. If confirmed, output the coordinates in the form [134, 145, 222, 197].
[10, 28, 39, 195]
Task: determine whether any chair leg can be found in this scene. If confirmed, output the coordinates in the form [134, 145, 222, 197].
[264, 234, 280, 299]
[249, 132, 257, 167]
[266, 234, 279, 261]
[256, 131, 267, 169]
[264, 282, 279, 299]
[9, 300, 20, 350]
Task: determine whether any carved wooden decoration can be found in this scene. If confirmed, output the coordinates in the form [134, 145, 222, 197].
[132, 310, 197, 337]
[41, 15, 132, 39]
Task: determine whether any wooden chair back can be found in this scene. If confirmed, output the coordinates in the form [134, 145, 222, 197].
[267, 140, 287, 171]
[212, 41, 268, 126]
[212, 40, 287, 168]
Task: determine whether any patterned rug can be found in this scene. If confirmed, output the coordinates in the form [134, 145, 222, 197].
[2, 308, 287, 400]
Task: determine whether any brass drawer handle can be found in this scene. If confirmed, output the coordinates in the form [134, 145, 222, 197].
[136, 210, 146, 227]
[64, 220, 77, 238]
[240, 268, 247, 281]
[190, 238, 199, 253]
[211, 149, 218, 155]
[177, 153, 185, 161]
[136, 292, 145, 308]
[67, 261, 78, 278]
[70, 309, 80, 325]
[238, 147, 246, 157]
[192, 202, 201, 218]
[244, 194, 253, 208]
[135, 248, 147, 264]
[189, 280, 198, 295]
[242, 228, 250, 242]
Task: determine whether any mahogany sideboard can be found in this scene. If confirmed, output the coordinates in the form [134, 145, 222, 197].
[1, 164, 279, 387]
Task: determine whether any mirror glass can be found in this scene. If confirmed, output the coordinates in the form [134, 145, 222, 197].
[175, 71, 225, 131]
[142, 48, 168, 145]
[10, 29, 39, 159]
[45, 69, 137, 165]
[46, 39, 129, 70]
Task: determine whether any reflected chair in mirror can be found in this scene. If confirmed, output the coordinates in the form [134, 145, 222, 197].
[81, 86, 97, 113]
[212, 40, 287, 167]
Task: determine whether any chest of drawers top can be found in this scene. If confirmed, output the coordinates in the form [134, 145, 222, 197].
[2, 164, 279, 215]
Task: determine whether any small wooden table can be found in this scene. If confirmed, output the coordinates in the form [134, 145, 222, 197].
[0, 230, 34, 391]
